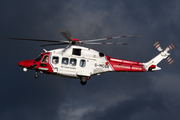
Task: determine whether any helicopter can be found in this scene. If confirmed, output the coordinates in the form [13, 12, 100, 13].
[7, 31, 176, 85]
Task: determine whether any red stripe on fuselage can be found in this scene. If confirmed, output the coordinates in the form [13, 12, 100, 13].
[105, 55, 146, 72]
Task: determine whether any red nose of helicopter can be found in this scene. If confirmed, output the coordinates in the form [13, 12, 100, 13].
[18, 60, 35, 68]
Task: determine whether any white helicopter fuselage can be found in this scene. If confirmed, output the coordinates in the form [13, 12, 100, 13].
[49, 45, 112, 78]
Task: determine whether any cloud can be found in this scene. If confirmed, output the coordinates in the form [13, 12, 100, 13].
[57, 103, 96, 120]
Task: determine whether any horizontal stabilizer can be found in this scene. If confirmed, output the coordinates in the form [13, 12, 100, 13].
[152, 66, 161, 71]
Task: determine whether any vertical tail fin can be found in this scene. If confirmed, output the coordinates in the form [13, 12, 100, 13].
[143, 41, 175, 71]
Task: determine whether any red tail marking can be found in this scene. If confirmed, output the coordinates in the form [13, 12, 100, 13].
[149, 65, 156, 69]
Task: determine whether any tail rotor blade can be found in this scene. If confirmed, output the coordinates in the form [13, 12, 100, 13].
[165, 43, 176, 52]
[153, 41, 163, 51]
[167, 57, 174, 65]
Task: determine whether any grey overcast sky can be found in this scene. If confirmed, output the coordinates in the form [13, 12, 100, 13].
[1, 0, 180, 120]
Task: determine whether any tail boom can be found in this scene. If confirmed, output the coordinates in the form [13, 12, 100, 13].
[105, 55, 147, 72]
[105, 42, 175, 72]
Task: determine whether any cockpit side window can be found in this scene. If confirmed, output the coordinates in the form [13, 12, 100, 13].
[34, 54, 43, 62]
[42, 55, 49, 63]
[62, 57, 69, 65]
[52, 56, 59, 64]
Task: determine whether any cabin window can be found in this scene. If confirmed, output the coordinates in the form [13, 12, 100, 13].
[34, 54, 43, 62]
[72, 48, 81, 56]
[62, 57, 69, 65]
[80, 59, 86, 67]
[52, 56, 59, 64]
[70, 58, 77, 66]
[42, 55, 49, 63]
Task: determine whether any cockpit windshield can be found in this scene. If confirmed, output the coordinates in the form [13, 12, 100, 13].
[34, 54, 43, 62]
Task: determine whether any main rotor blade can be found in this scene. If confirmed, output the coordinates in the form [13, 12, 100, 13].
[60, 31, 73, 41]
[5, 38, 63, 42]
[41, 42, 69, 46]
[83, 35, 141, 43]
[83, 42, 128, 45]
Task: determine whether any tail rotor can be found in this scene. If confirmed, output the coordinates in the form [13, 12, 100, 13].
[154, 41, 176, 65]
[164, 43, 176, 65]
